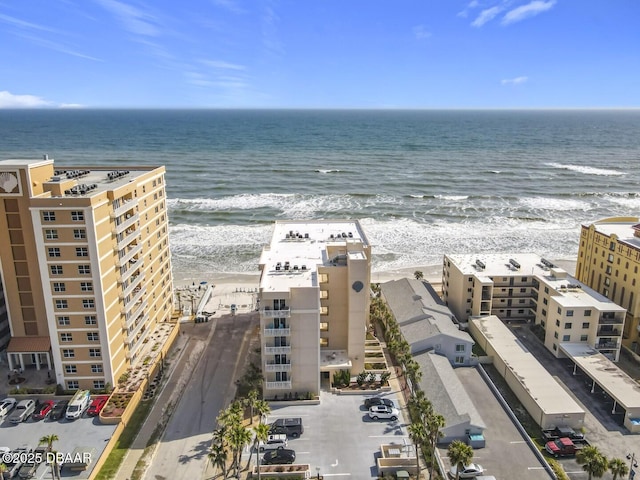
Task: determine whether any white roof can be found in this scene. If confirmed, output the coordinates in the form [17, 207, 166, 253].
[589, 217, 640, 250]
[560, 343, 640, 411]
[471, 316, 584, 417]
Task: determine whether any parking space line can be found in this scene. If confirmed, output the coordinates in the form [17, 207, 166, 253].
[528, 466, 546, 470]
[510, 440, 527, 444]
[322, 474, 352, 477]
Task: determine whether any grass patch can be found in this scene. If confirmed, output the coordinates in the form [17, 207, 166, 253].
[94, 399, 154, 480]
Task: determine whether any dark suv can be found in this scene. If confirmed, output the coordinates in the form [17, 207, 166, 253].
[262, 448, 296, 465]
[364, 397, 395, 409]
[268, 417, 304, 438]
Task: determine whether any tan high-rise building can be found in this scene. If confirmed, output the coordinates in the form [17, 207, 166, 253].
[0, 157, 173, 390]
[575, 216, 640, 351]
[258, 220, 371, 399]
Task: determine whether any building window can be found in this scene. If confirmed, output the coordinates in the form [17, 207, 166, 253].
[563, 335, 571, 341]
[53, 282, 66, 292]
[43, 211, 56, 221]
[85, 315, 97, 325]
[76, 247, 89, 257]
[319, 322, 328, 331]
[543, 298, 548, 305]
[55, 299, 68, 309]
[455, 344, 466, 352]
[62, 349, 75, 358]
[544, 286, 549, 294]
[87, 332, 99, 341]
[57, 316, 70, 326]
[580, 335, 588, 341]
[541, 308, 547, 316]
[320, 338, 328, 347]
[60, 333, 73, 342]
[520, 288, 526, 293]
[564, 322, 572, 329]
[45, 229, 58, 239]
[582, 322, 590, 329]
[585, 310, 592, 316]
[455, 356, 465, 364]
[89, 348, 101, 357]
[65, 365, 77, 374]
[73, 229, 86, 239]
[567, 310, 574, 317]
[50, 265, 63, 275]
[608, 253, 614, 263]
[553, 343, 557, 351]
[606, 265, 612, 274]
[555, 319, 560, 327]
[604, 277, 610, 287]
[557, 307, 562, 314]
[71, 211, 84, 221]
[93, 380, 105, 389]
[80, 282, 93, 292]
[91, 364, 103, 373]
[83, 299, 95, 309]
[48, 247, 61, 257]
[554, 331, 559, 339]
[78, 265, 91, 275]
[67, 380, 79, 390]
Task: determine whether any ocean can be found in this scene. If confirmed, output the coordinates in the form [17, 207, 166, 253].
[1, 109, 639, 278]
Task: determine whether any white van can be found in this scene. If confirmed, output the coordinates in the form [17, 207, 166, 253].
[65, 390, 91, 420]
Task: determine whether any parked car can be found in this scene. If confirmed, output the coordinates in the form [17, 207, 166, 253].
[32, 400, 55, 421]
[0, 397, 17, 418]
[545, 437, 582, 457]
[257, 434, 288, 452]
[9, 399, 37, 424]
[268, 417, 304, 438]
[449, 463, 484, 479]
[368, 405, 399, 421]
[542, 426, 585, 441]
[49, 400, 69, 421]
[262, 448, 296, 465]
[17, 446, 46, 479]
[364, 397, 395, 409]
[6, 446, 32, 479]
[87, 396, 109, 416]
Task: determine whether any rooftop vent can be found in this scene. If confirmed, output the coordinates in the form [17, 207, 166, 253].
[509, 259, 521, 270]
[541, 258, 555, 269]
[475, 259, 486, 270]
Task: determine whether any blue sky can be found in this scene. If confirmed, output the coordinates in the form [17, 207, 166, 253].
[0, 1, 638, 108]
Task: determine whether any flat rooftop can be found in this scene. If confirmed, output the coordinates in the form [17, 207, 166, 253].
[447, 253, 624, 311]
[560, 343, 640, 411]
[260, 220, 368, 292]
[471, 316, 585, 417]
[589, 217, 640, 250]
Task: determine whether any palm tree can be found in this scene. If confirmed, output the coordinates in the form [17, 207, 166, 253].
[208, 443, 228, 479]
[254, 399, 271, 424]
[247, 422, 270, 477]
[227, 421, 252, 477]
[448, 440, 474, 480]
[609, 458, 629, 480]
[405, 360, 422, 394]
[39, 434, 60, 480]
[408, 422, 427, 478]
[426, 413, 445, 480]
[414, 271, 424, 280]
[245, 389, 259, 424]
[0, 462, 8, 480]
[577, 445, 608, 480]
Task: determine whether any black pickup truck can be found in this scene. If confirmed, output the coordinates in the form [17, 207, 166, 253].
[542, 426, 587, 443]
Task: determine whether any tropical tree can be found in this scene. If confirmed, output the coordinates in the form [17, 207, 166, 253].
[208, 443, 227, 479]
[245, 389, 259, 425]
[227, 421, 252, 477]
[405, 359, 422, 394]
[247, 422, 271, 477]
[408, 422, 427, 478]
[0, 462, 8, 480]
[39, 434, 60, 480]
[576, 445, 608, 480]
[426, 413, 445, 480]
[448, 440, 474, 480]
[254, 399, 271, 424]
[414, 271, 424, 280]
[609, 458, 629, 480]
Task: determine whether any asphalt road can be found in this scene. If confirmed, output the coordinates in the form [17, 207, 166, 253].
[143, 312, 258, 480]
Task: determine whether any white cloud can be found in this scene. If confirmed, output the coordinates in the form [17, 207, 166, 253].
[211, 0, 246, 14]
[501, 76, 529, 85]
[0, 91, 54, 108]
[471, 6, 503, 27]
[59, 103, 86, 109]
[200, 60, 246, 71]
[0, 13, 58, 33]
[457, 0, 480, 18]
[502, 0, 556, 25]
[95, 0, 160, 36]
[413, 25, 431, 40]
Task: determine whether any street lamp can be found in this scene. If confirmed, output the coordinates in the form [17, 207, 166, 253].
[627, 453, 638, 480]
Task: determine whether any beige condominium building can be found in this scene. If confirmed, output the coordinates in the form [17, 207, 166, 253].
[258, 220, 371, 399]
[0, 157, 173, 390]
[575, 216, 640, 352]
[442, 253, 625, 361]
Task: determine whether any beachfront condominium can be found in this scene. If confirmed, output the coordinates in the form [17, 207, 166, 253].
[0, 157, 173, 390]
[442, 253, 625, 361]
[258, 220, 371, 399]
[575, 217, 640, 353]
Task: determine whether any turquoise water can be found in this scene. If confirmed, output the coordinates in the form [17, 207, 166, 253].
[1, 109, 639, 275]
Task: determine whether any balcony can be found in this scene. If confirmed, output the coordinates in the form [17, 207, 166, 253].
[264, 327, 291, 337]
[265, 381, 292, 390]
[264, 345, 291, 354]
[112, 198, 138, 218]
[122, 287, 146, 314]
[117, 228, 139, 250]
[599, 315, 623, 325]
[261, 307, 291, 318]
[126, 313, 149, 339]
[122, 273, 144, 298]
[116, 243, 143, 268]
[113, 213, 139, 235]
[597, 328, 621, 337]
[597, 341, 619, 350]
[124, 299, 147, 324]
[265, 362, 292, 372]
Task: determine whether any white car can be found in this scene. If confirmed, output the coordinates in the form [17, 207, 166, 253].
[258, 434, 288, 452]
[368, 405, 399, 421]
[449, 463, 484, 479]
[0, 397, 17, 417]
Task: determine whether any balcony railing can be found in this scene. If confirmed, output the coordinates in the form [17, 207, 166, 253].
[264, 327, 291, 337]
[597, 341, 619, 350]
[265, 362, 292, 372]
[265, 380, 292, 390]
[112, 198, 137, 218]
[597, 328, 621, 337]
[261, 307, 291, 318]
[117, 228, 139, 250]
[113, 213, 139, 235]
[599, 316, 623, 325]
[116, 243, 143, 268]
[264, 345, 291, 354]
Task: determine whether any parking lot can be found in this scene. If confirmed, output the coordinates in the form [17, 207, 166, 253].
[0, 401, 117, 479]
[244, 389, 408, 478]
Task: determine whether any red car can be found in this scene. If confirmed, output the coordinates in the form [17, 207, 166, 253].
[87, 396, 109, 416]
[32, 400, 55, 421]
